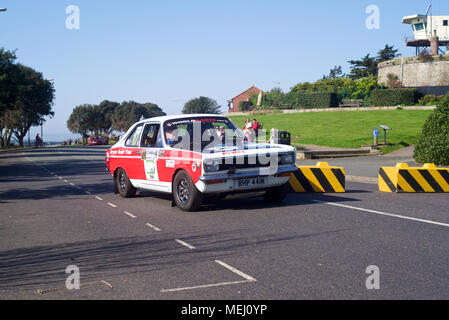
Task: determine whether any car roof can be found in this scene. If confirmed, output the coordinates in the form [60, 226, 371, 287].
[137, 114, 229, 125]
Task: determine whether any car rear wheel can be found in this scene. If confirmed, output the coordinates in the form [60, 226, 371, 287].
[264, 183, 289, 203]
[116, 168, 136, 198]
[173, 170, 203, 211]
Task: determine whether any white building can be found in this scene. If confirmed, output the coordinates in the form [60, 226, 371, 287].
[402, 14, 449, 54]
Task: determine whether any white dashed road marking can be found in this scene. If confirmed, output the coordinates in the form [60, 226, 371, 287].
[95, 196, 103, 201]
[214, 260, 257, 282]
[145, 223, 161, 232]
[175, 239, 196, 250]
[124, 211, 137, 219]
[107, 203, 117, 208]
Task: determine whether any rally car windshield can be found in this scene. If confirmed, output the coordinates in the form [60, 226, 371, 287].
[163, 117, 246, 152]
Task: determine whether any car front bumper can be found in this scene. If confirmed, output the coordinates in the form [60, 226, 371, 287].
[195, 165, 297, 194]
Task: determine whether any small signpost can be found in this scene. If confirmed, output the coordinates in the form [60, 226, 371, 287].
[378, 125, 392, 145]
[373, 129, 379, 146]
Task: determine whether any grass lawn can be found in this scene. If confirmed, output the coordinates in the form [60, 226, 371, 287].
[229, 110, 432, 154]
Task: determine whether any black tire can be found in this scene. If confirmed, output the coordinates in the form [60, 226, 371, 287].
[116, 168, 136, 198]
[173, 170, 203, 212]
[264, 183, 289, 203]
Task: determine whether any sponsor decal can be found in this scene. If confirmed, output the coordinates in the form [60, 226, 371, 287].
[165, 160, 175, 168]
[191, 160, 201, 172]
[144, 159, 158, 180]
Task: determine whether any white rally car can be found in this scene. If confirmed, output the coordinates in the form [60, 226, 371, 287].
[105, 114, 297, 211]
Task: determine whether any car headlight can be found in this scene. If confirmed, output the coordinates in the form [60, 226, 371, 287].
[279, 153, 295, 165]
[204, 160, 220, 172]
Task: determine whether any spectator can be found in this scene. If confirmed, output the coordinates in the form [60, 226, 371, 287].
[267, 128, 278, 145]
[252, 119, 259, 131]
[35, 134, 41, 147]
[243, 119, 255, 142]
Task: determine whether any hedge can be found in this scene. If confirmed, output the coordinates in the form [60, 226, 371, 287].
[296, 92, 339, 108]
[238, 101, 253, 112]
[414, 94, 449, 165]
[372, 88, 420, 106]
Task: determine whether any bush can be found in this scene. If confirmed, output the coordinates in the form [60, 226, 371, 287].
[296, 92, 339, 108]
[372, 88, 420, 106]
[238, 101, 253, 112]
[417, 94, 444, 106]
[414, 94, 449, 165]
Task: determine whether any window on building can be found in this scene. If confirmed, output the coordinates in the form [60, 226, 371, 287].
[414, 23, 425, 31]
[444, 20, 448, 26]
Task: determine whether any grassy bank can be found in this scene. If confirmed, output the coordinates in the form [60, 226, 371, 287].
[229, 110, 432, 153]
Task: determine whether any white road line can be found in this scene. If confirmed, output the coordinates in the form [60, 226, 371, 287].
[58, 177, 62, 180]
[175, 239, 196, 250]
[312, 200, 449, 228]
[63, 180, 68, 183]
[145, 223, 161, 232]
[107, 203, 117, 208]
[69, 183, 75, 186]
[95, 196, 103, 201]
[160, 280, 250, 293]
[124, 211, 137, 219]
[85, 191, 92, 195]
[214, 260, 257, 282]
[76, 187, 82, 190]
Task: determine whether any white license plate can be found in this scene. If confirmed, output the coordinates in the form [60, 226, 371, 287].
[236, 177, 266, 188]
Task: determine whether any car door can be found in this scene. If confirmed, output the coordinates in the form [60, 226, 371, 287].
[123, 123, 145, 181]
[138, 123, 171, 192]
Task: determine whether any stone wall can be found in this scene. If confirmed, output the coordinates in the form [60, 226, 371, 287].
[378, 55, 449, 89]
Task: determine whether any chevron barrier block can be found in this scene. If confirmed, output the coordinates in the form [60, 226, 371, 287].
[289, 162, 346, 193]
[379, 163, 449, 193]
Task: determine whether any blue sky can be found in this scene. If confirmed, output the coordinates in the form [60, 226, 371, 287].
[0, 0, 448, 139]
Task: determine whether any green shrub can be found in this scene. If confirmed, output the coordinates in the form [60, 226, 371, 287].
[414, 94, 449, 165]
[417, 94, 444, 106]
[296, 92, 339, 108]
[238, 101, 253, 112]
[372, 88, 420, 106]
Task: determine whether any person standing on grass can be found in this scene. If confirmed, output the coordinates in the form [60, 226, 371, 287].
[243, 119, 255, 142]
[267, 128, 278, 145]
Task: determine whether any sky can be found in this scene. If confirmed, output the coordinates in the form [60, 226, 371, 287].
[0, 0, 448, 140]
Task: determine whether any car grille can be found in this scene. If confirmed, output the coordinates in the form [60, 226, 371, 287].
[218, 155, 274, 171]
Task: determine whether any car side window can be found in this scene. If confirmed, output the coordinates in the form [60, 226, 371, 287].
[125, 124, 144, 147]
[141, 124, 161, 148]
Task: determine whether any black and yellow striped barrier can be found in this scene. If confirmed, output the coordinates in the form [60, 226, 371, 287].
[379, 163, 449, 193]
[289, 162, 346, 193]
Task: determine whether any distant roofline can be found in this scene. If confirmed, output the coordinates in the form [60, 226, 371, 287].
[402, 14, 449, 24]
[231, 86, 261, 100]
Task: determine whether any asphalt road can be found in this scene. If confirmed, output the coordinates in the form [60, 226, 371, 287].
[1, 146, 449, 300]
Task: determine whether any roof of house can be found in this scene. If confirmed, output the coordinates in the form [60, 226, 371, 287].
[231, 86, 261, 100]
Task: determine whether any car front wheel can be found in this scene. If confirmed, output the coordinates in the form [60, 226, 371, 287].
[173, 170, 203, 211]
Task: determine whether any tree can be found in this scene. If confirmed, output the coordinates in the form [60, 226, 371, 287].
[98, 100, 120, 134]
[321, 65, 344, 80]
[111, 101, 166, 132]
[0, 48, 18, 117]
[0, 49, 19, 147]
[348, 54, 378, 80]
[8, 64, 55, 146]
[377, 45, 399, 63]
[67, 104, 95, 144]
[182, 96, 221, 114]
